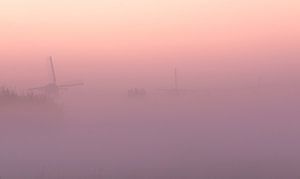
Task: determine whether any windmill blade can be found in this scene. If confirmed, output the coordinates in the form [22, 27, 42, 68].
[49, 56, 57, 84]
[58, 82, 84, 88]
[28, 86, 47, 91]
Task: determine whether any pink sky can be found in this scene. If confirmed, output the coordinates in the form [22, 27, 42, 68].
[2, 2, 300, 175]
[1, 0, 300, 87]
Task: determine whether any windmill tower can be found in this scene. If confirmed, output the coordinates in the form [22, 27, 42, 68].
[158, 67, 187, 95]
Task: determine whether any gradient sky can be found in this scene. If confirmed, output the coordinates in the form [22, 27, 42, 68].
[1, 0, 300, 88]
[2, 2, 300, 175]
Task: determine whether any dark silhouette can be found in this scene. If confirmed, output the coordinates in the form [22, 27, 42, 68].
[29, 56, 84, 97]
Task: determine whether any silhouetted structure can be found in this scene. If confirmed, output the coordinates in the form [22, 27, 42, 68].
[159, 68, 192, 95]
[29, 56, 84, 97]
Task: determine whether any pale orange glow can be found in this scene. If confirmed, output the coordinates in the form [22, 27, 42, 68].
[1, 0, 300, 86]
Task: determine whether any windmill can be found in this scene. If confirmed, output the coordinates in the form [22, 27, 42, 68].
[29, 56, 84, 96]
[159, 68, 193, 95]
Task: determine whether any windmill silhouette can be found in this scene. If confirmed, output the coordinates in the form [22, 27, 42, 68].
[159, 68, 193, 95]
[29, 56, 84, 96]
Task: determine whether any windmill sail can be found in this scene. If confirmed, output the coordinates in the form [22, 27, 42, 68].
[158, 68, 196, 95]
[29, 56, 84, 96]
[49, 56, 57, 84]
[58, 82, 84, 88]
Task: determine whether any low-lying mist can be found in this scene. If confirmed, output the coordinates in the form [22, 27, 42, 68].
[1, 82, 300, 178]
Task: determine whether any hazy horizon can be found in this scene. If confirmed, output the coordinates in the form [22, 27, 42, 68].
[1, 0, 300, 178]
[1, 0, 300, 90]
